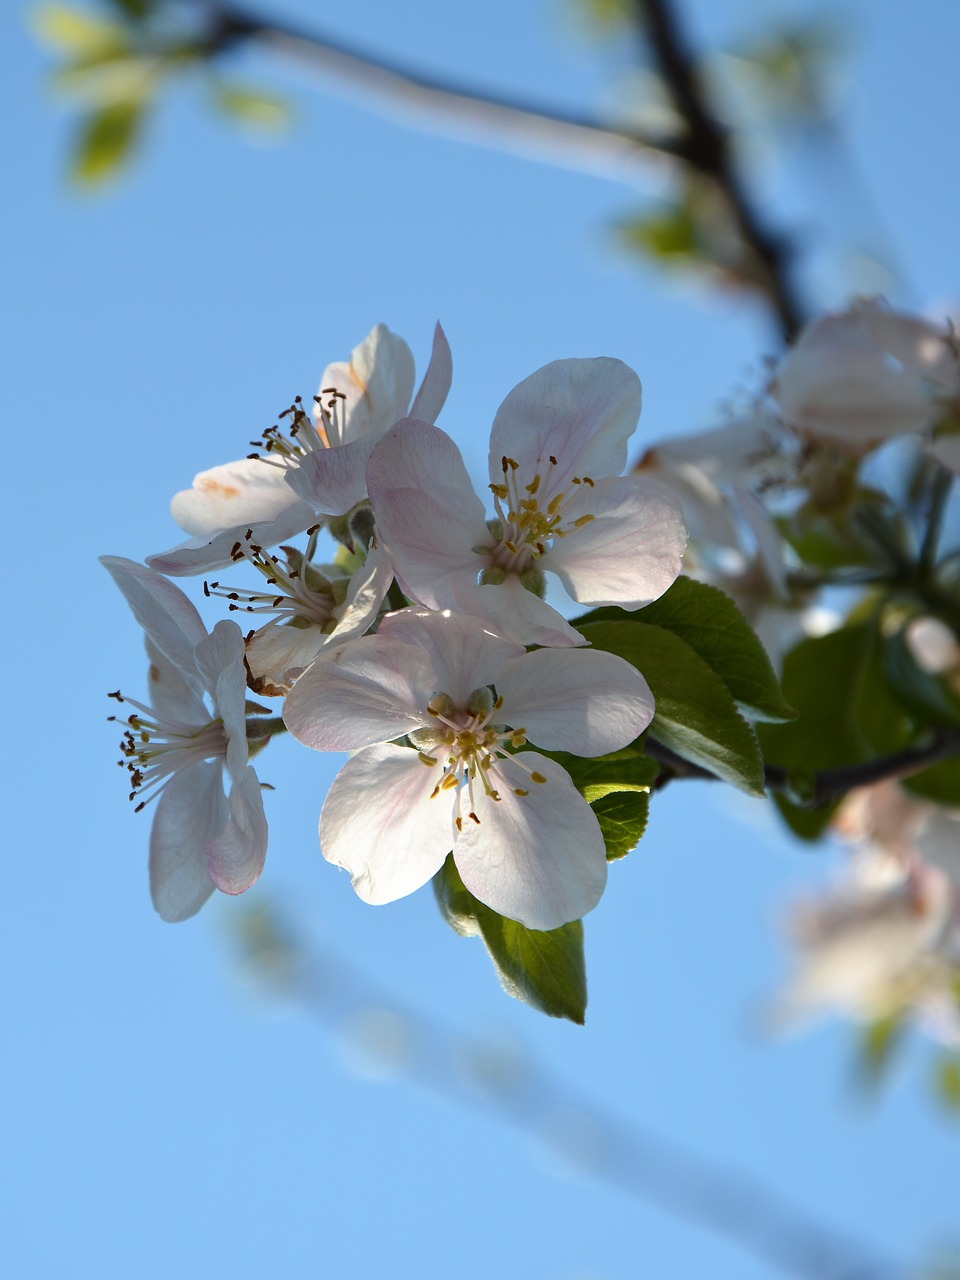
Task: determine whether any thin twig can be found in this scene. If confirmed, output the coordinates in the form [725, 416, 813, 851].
[631, 0, 806, 341]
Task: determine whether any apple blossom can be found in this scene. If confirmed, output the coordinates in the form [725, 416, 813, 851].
[282, 608, 656, 930]
[102, 556, 269, 922]
[774, 298, 960, 453]
[204, 526, 393, 696]
[148, 321, 452, 576]
[366, 358, 687, 647]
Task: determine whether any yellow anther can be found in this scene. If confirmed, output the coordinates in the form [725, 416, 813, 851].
[525, 474, 541, 495]
[530, 771, 547, 784]
[547, 493, 565, 515]
[513, 788, 529, 797]
[582, 476, 595, 487]
[441, 773, 459, 791]
[489, 483, 509, 499]
[455, 816, 463, 832]
[418, 750, 438, 766]
[573, 514, 596, 527]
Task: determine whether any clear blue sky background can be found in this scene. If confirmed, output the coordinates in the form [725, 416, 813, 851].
[6, 1, 960, 1277]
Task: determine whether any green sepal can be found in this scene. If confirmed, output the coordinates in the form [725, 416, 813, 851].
[433, 856, 587, 1024]
[578, 576, 795, 723]
[577, 619, 766, 795]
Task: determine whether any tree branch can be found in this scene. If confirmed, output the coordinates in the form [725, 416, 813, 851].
[631, 0, 807, 341]
[647, 731, 960, 805]
[198, 0, 688, 181]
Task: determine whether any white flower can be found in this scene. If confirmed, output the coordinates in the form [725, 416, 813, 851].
[102, 556, 268, 922]
[204, 528, 393, 696]
[774, 298, 960, 453]
[366, 358, 686, 647]
[148, 322, 451, 576]
[282, 608, 656, 930]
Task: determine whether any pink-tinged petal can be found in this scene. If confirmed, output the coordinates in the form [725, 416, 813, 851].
[286, 435, 378, 516]
[449, 578, 586, 648]
[496, 648, 655, 754]
[193, 620, 249, 776]
[205, 765, 268, 896]
[409, 321, 453, 425]
[489, 358, 642, 499]
[283, 632, 437, 750]
[319, 324, 416, 447]
[148, 762, 225, 922]
[545, 476, 686, 607]
[145, 639, 208, 725]
[927, 435, 960, 474]
[101, 556, 206, 682]
[333, 543, 393, 640]
[454, 753, 607, 930]
[171, 457, 301, 536]
[146, 501, 317, 576]
[367, 420, 489, 607]
[319, 744, 452, 904]
[377, 608, 525, 703]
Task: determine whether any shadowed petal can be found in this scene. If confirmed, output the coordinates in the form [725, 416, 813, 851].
[146, 500, 317, 577]
[409, 321, 453, 425]
[205, 766, 268, 895]
[170, 457, 301, 536]
[101, 556, 206, 683]
[454, 753, 607, 930]
[149, 762, 225, 922]
[320, 744, 452, 904]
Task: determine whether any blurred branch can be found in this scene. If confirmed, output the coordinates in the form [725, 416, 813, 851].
[231, 902, 905, 1280]
[193, 0, 689, 177]
[630, 0, 805, 340]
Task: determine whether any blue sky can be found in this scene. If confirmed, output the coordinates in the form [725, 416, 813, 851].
[6, 1, 960, 1277]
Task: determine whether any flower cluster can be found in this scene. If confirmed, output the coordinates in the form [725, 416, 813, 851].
[105, 323, 685, 932]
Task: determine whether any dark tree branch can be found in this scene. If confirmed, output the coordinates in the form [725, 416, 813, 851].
[647, 731, 960, 804]
[631, 0, 807, 341]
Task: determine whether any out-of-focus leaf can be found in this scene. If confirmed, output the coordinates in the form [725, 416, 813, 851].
[71, 97, 146, 184]
[33, 4, 126, 53]
[856, 1012, 904, 1089]
[883, 625, 960, 727]
[935, 1056, 960, 1113]
[105, 0, 154, 18]
[212, 83, 292, 133]
[903, 757, 960, 806]
[433, 856, 587, 1023]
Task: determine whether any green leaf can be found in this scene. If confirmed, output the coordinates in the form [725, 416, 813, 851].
[855, 1012, 904, 1090]
[33, 5, 126, 53]
[935, 1057, 960, 1113]
[105, 0, 154, 17]
[577, 620, 766, 795]
[903, 757, 960, 806]
[212, 83, 292, 132]
[580, 577, 795, 722]
[71, 98, 146, 184]
[882, 626, 960, 728]
[433, 856, 587, 1023]
[541, 748, 658, 860]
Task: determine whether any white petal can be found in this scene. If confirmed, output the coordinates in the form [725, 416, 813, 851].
[496, 648, 655, 754]
[286, 435, 378, 517]
[489, 358, 642, 499]
[409, 321, 453, 425]
[145, 639, 208, 724]
[448, 578, 586, 648]
[101, 556, 206, 683]
[454, 753, 607, 930]
[545, 476, 686, 607]
[319, 744, 452, 904]
[366, 420, 490, 608]
[146, 501, 317, 576]
[171, 457, 301, 536]
[377, 608, 525, 703]
[148, 762, 225, 922]
[205, 765, 268, 896]
[283, 632, 437, 750]
[246, 623, 330, 697]
[319, 324, 416, 446]
[193, 620, 249, 776]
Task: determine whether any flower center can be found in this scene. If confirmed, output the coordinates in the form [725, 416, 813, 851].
[204, 527, 343, 636]
[482, 454, 597, 576]
[108, 691, 228, 812]
[413, 687, 547, 831]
